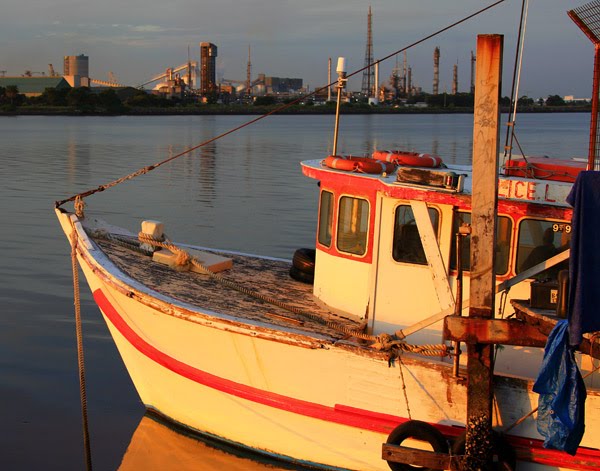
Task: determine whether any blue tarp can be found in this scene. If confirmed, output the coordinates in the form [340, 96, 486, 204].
[566, 171, 600, 347]
[533, 320, 586, 455]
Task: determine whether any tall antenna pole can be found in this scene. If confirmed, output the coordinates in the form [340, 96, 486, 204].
[361, 6, 375, 97]
[333, 57, 347, 156]
[246, 44, 252, 97]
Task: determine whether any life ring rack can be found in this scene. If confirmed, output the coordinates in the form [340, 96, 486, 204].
[323, 155, 396, 174]
[372, 150, 443, 168]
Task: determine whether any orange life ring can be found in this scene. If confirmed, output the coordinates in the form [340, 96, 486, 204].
[323, 155, 395, 174]
[372, 150, 443, 168]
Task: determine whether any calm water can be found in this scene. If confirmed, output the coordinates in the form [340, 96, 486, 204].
[0, 112, 589, 470]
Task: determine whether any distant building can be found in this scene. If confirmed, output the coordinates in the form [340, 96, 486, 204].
[264, 76, 303, 94]
[64, 54, 90, 87]
[0, 77, 71, 97]
[200, 43, 217, 95]
[564, 95, 590, 103]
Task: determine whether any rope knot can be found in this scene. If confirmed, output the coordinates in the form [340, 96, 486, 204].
[74, 196, 85, 218]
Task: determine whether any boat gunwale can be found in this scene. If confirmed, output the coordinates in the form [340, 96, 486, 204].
[62, 209, 343, 350]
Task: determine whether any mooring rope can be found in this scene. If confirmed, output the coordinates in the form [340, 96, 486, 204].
[70, 229, 93, 471]
[54, 0, 504, 210]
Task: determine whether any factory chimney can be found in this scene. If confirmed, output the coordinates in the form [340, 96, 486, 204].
[328, 57, 332, 102]
[407, 67, 412, 97]
[470, 51, 476, 94]
[403, 51, 408, 95]
[433, 47, 440, 95]
[452, 63, 458, 94]
[246, 44, 252, 96]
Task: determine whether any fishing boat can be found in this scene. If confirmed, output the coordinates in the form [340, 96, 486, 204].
[55, 5, 600, 471]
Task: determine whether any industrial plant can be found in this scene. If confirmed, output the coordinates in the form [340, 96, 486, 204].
[0, 7, 485, 105]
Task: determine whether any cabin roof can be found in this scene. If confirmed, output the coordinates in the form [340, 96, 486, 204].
[301, 158, 575, 210]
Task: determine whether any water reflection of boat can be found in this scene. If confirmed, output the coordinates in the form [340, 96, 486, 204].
[55, 5, 600, 471]
[119, 413, 289, 471]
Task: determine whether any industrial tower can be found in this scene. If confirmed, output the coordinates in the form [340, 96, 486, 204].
[200, 42, 217, 95]
[361, 6, 375, 97]
[452, 63, 458, 94]
[433, 47, 440, 95]
[246, 45, 252, 96]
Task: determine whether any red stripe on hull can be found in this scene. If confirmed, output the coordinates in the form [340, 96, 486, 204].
[93, 288, 600, 469]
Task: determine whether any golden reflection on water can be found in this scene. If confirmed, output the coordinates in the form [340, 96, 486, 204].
[119, 414, 287, 471]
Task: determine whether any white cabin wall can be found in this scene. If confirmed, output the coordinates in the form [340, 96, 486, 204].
[313, 250, 371, 319]
[370, 197, 455, 335]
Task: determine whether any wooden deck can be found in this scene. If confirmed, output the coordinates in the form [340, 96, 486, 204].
[94, 235, 366, 342]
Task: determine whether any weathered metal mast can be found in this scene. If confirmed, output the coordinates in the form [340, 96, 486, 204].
[361, 6, 375, 97]
[568, 0, 600, 170]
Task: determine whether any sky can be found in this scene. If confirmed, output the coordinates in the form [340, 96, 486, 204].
[0, 0, 594, 98]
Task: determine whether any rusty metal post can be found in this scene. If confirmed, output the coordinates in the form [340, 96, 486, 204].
[465, 34, 503, 470]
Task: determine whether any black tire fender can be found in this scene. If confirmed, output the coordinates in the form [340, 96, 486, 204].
[289, 265, 314, 284]
[385, 420, 448, 471]
[292, 248, 316, 274]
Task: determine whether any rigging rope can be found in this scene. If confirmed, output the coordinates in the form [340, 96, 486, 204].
[55, 0, 504, 210]
[70, 229, 93, 471]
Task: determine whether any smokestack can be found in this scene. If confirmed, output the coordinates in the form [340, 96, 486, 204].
[403, 51, 408, 95]
[452, 63, 458, 94]
[470, 51, 476, 94]
[408, 67, 412, 97]
[433, 47, 440, 95]
[374, 62, 379, 102]
[328, 57, 332, 102]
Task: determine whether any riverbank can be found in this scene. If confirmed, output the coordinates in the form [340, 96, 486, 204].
[0, 104, 591, 117]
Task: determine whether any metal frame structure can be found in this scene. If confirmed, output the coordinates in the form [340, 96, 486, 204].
[569, 0, 600, 170]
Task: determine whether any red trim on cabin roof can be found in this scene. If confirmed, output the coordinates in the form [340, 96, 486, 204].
[303, 165, 573, 221]
[93, 288, 600, 469]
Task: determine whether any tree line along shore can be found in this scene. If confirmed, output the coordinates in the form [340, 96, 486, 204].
[0, 85, 591, 116]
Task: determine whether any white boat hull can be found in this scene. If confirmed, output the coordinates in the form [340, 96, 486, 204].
[57, 209, 600, 470]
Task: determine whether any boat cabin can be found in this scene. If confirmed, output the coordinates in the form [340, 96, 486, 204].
[301, 155, 583, 346]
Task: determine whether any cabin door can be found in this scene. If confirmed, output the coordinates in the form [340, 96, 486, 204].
[371, 197, 454, 342]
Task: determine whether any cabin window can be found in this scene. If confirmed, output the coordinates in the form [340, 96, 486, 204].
[337, 196, 369, 256]
[449, 213, 513, 275]
[392, 205, 439, 265]
[318, 190, 334, 247]
[516, 219, 571, 279]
